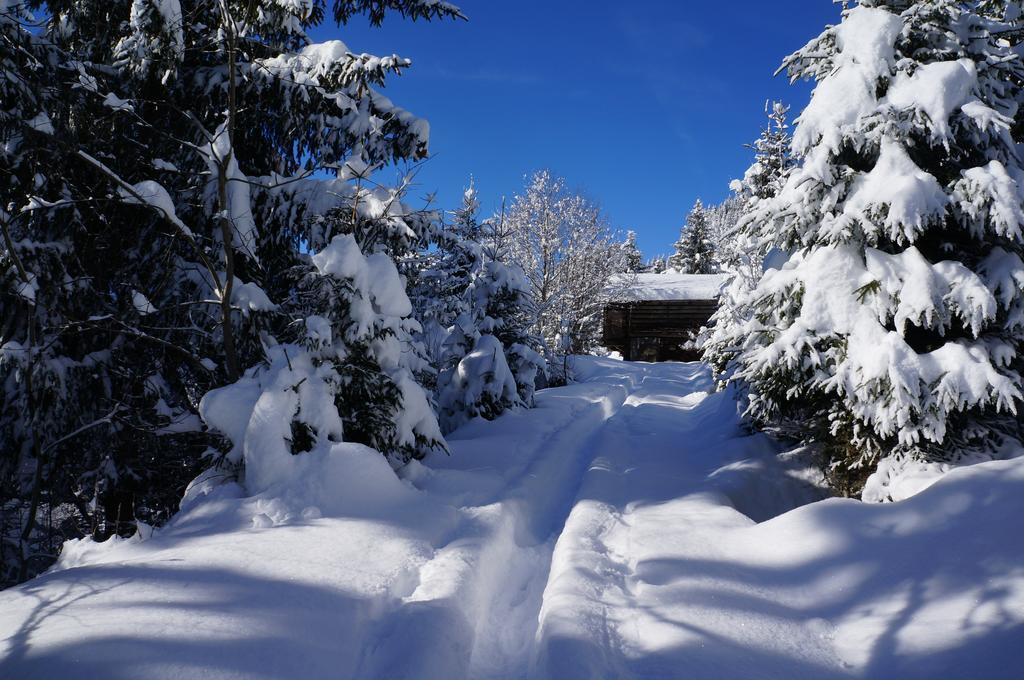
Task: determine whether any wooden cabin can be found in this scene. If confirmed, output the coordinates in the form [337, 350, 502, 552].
[602, 273, 726, 362]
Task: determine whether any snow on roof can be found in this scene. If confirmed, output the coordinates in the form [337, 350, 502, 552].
[609, 272, 728, 302]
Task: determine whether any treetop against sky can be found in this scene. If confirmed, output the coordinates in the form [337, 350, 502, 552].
[313, 0, 842, 256]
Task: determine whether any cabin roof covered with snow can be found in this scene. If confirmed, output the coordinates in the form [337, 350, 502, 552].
[609, 272, 728, 302]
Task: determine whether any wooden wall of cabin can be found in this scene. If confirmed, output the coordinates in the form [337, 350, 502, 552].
[602, 300, 718, 362]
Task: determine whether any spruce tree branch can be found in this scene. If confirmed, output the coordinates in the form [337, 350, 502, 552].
[74, 150, 225, 296]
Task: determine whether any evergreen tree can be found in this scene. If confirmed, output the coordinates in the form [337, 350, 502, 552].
[410, 182, 484, 378]
[705, 196, 747, 271]
[720, 0, 1024, 499]
[0, 0, 460, 585]
[737, 102, 793, 205]
[410, 181, 545, 433]
[670, 199, 717, 274]
[621, 231, 644, 273]
[478, 207, 547, 405]
[202, 231, 445, 482]
[647, 255, 668, 273]
[704, 102, 794, 381]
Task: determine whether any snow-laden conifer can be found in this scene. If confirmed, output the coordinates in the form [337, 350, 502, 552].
[670, 199, 717, 274]
[703, 102, 794, 380]
[621, 231, 645, 273]
[0, 0, 461, 584]
[722, 0, 1024, 498]
[411, 183, 484, 377]
[647, 255, 668, 273]
[419, 183, 545, 432]
[476, 209, 547, 405]
[202, 232, 444, 477]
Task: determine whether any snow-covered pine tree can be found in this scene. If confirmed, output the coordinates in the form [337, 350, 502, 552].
[1, 0, 460, 584]
[739, 102, 793, 205]
[477, 207, 547, 405]
[202, 231, 445, 482]
[431, 185, 546, 432]
[189, 1, 455, 470]
[410, 182, 484, 380]
[2, 0, 218, 584]
[978, 1, 1024, 140]
[647, 255, 668, 273]
[669, 199, 717, 274]
[0, 1, 101, 585]
[436, 331, 521, 433]
[724, 0, 1024, 499]
[621, 231, 644, 273]
[703, 101, 794, 381]
[705, 196, 746, 271]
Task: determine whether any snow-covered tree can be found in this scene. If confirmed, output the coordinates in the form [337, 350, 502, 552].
[647, 255, 668, 273]
[477, 208, 547, 405]
[437, 333, 521, 432]
[670, 199, 717, 274]
[0, 0, 461, 585]
[738, 102, 793, 205]
[704, 102, 795, 381]
[410, 182, 483, 378]
[621, 231, 644, 273]
[705, 196, 747, 271]
[202, 232, 444, 481]
[409, 181, 544, 433]
[719, 0, 1024, 498]
[978, 1, 1024, 140]
[1, 1, 102, 586]
[504, 171, 625, 368]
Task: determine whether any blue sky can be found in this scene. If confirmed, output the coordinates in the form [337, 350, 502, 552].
[312, 1, 843, 259]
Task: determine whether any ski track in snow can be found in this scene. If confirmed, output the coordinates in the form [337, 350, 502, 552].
[2, 358, 1024, 679]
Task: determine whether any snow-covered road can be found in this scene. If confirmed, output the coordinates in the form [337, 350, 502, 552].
[2, 358, 1023, 679]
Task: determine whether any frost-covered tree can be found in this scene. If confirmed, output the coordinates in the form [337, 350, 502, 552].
[719, 0, 1024, 499]
[670, 199, 717, 274]
[504, 171, 625, 367]
[706, 196, 747, 271]
[621, 231, 644, 273]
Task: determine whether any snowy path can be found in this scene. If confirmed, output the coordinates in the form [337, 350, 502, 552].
[533, 365, 835, 678]
[2, 358, 1024, 679]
